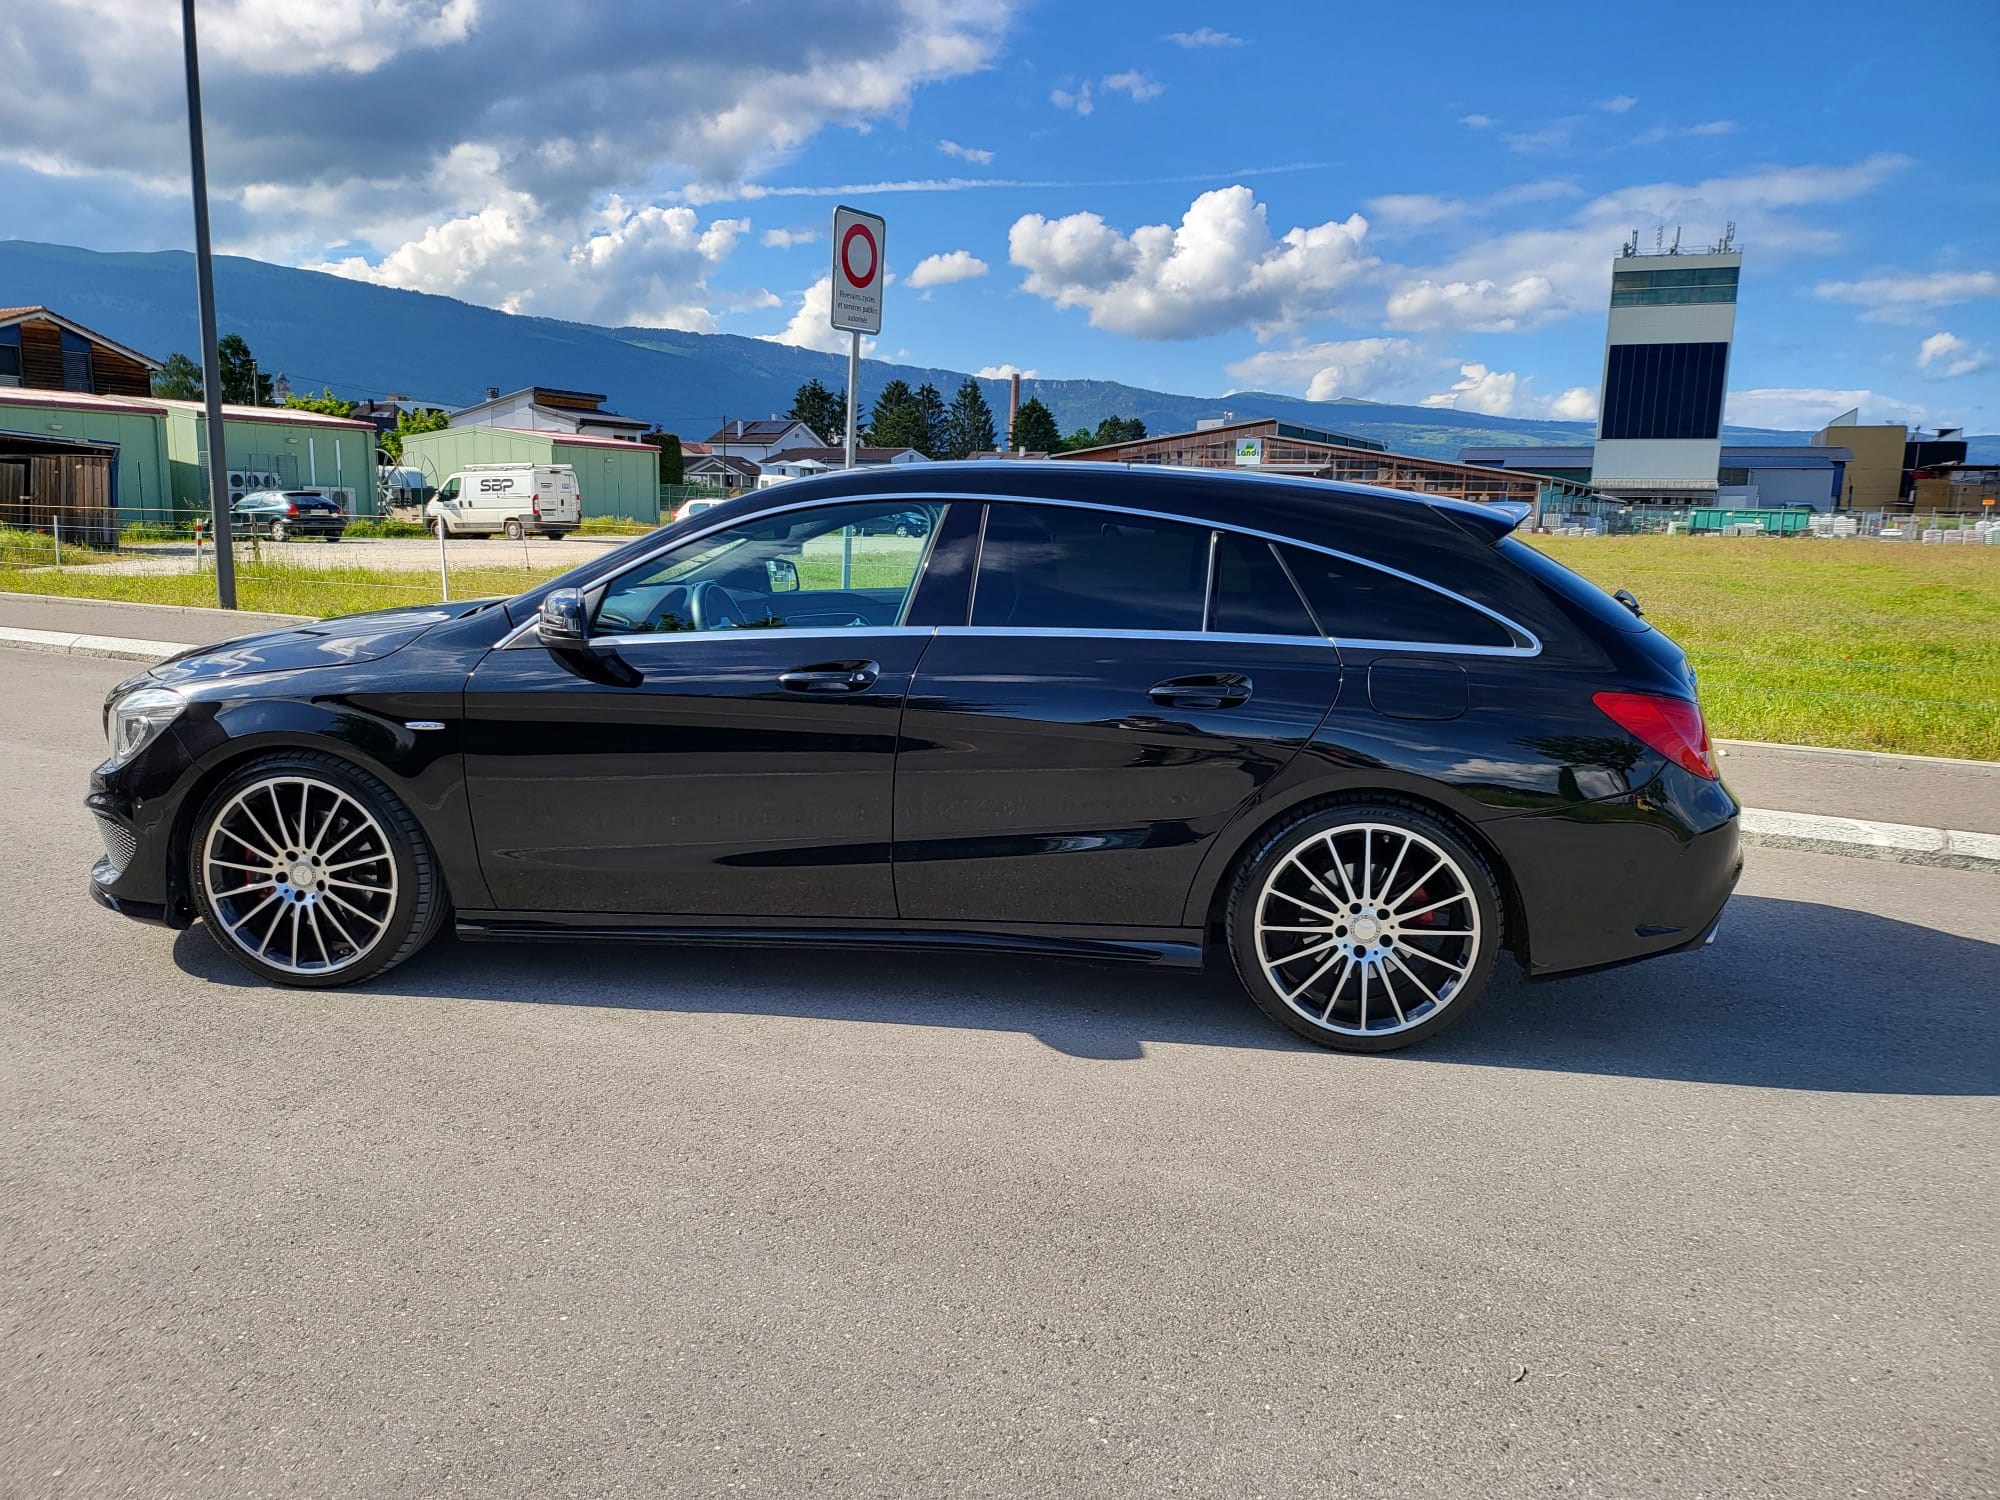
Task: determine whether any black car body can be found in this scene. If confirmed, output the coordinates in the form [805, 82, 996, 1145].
[230, 490, 348, 541]
[87, 463, 1740, 1051]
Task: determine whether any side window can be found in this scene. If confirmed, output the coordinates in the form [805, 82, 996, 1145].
[437, 478, 460, 502]
[1281, 546, 1515, 648]
[972, 503, 1208, 632]
[594, 499, 944, 636]
[1209, 533, 1320, 638]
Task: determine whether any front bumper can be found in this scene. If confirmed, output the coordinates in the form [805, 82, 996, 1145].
[86, 728, 200, 930]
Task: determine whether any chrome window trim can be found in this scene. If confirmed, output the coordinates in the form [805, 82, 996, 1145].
[588, 624, 939, 651]
[936, 626, 1336, 650]
[1200, 529, 1220, 633]
[499, 489, 1542, 657]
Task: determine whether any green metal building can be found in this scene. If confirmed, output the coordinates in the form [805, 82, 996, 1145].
[400, 427, 662, 522]
[0, 389, 379, 523]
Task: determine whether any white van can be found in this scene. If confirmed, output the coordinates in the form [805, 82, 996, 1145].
[425, 463, 582, 539]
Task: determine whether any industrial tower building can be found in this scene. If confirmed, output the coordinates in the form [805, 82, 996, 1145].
[1589, 231, 1742, 503]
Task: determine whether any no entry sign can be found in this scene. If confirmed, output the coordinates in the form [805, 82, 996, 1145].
[829, 204, 885, 335]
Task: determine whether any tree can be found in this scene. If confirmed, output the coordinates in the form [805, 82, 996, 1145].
[152, 351, 203, 400]
[1095, 415, 1147, 445]
[380, 406, 449, 462]
[1009, 396, 1061, 455]
[282, 386, 355, 417]
[1060, 427, 1095, 452]
[645, 429, 684, 485]
[867, 379, 933, 453]
[941, 378, 996, 459]
[912, 382, 948, 459]
[786, 378, 847, 445]
[216, 333, 272, 405]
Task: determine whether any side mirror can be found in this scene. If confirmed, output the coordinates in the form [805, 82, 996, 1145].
[765, 557, 800, 593]
[538, 588, 591, 650]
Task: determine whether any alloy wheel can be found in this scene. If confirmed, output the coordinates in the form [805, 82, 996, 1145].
[1252, 822, 1482, 1039]
[200, 774, 400, 976]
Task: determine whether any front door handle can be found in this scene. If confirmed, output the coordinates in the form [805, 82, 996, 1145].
[779, 660, 880, 693]
[1149, 673, 1252, 709]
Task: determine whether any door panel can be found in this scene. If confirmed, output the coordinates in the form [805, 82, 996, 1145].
[893, 633, 1341, 926]
[465, 630, 930, 916]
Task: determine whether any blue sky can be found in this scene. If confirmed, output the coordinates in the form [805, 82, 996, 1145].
[3, 0, 1995, 429]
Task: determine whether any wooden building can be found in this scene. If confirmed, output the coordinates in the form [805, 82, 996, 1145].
[0, 307, 160, 399]
[1054, 416, 1578, 508]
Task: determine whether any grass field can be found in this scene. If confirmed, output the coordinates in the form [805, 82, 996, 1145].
[1533, 536, 2000, 760]
[2, 530, 1995, 759]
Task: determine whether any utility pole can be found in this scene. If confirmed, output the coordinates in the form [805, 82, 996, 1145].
[180, 0, 236, 608]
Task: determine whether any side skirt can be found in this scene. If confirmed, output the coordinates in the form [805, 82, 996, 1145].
[453, 911, 1206, 968]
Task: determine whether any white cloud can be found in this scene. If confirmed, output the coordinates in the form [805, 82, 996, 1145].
[1593, 95, 1638, 113]
[1165, 27, 1242, 47]
[1382, 153, 1910, 333]
[1422, 363, 1521, 416]
[1008, 185, 1374, 340]
[1502, 120, 1578, 154]
[1549, 386, 1599, 421]
[1050, 82, 1094, 115]
[1459, 113, 1495, 129]
[1226, 338, 1429, 401]
[762, 226, 819, 248]
[1102, 70, 1165, 102]
[1387, 276, 1561, 332]
[1815, 269, 2000, 323]
[937, 139, 994, 164]
[317, 193, 752, 329]
[1366, 179, 1579, 230]
[1727, 388, 1926, 429]
[1917, 331, 1992, 379]
[0, 0, 1020, 325]
[1687, 119, 1739, 136]
[761, 275, 875, 355]
[975, 364, 1036, 379]
[905, 249, 989, 288]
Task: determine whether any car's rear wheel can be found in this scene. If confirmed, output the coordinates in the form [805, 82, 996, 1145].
[504, 518, 524, 540]
[1229, 803, 1502, 1052]
[269, 519, 289, 542]
[189, 753, 447, 988]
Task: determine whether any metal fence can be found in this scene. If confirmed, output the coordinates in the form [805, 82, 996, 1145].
[1539, 498, 2000, 542]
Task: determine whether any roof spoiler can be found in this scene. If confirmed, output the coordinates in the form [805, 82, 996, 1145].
[1432, 498, 1531, 543]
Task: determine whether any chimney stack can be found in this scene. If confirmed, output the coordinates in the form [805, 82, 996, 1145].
[1008, 372, 1022, 453]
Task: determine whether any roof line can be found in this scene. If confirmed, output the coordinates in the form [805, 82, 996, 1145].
[0, 306, 163, 370]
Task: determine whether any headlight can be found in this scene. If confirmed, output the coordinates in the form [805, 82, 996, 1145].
[106, 686, 185, 767]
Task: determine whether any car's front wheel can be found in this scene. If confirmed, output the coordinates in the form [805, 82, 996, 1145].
[189, 752, 447, 987]
[1228, 803, 1502, 1052]
[504, 518, 524, 540]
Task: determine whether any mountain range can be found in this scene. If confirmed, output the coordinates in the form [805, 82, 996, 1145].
[5, 239, 1991, 463]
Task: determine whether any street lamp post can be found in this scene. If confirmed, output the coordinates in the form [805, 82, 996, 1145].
[180, 0, 237, 608]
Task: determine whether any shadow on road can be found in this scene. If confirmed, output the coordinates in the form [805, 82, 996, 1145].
[171, 893, 1998, 1094]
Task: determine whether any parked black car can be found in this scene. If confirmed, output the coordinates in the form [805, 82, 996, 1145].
[230, 489, 348, 541]
[88, 463, 1739, 1051]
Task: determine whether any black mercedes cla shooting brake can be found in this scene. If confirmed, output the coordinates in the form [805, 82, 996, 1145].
[88, 463, 1740, 1052]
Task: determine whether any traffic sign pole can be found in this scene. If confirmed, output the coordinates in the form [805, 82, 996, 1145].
[845, 331, 859, 472]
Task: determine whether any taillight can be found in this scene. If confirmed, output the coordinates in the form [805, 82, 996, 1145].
[285, 503, 299, 516]
[1593, 691, 1717, 780]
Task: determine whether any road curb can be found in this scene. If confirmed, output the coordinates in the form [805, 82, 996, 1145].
[1737, 808, 2000, 873]
[1717, 737, 2000, 773]
[0, 589, 313, 624]
[5, 626, 1997, 874]
[0, 625, 196, 664]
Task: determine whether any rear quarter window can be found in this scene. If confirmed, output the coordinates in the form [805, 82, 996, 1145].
[1497, 539, 1651, 633]
[1281, 546, 1516, 648]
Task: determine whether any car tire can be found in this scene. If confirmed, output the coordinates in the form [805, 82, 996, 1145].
[895, 523, 911, 537]
[504, 519, 524, 540]
[270, 520, 289, 542]
[1227, 801, 1503, 1053]
[188, 751, 448, 989]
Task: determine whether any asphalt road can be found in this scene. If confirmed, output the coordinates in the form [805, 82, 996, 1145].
[4, 650, 1995, 1499]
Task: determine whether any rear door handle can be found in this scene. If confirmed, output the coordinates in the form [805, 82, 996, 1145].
[779, 660, 880, 693]
[1149, 673, 1252, 709]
